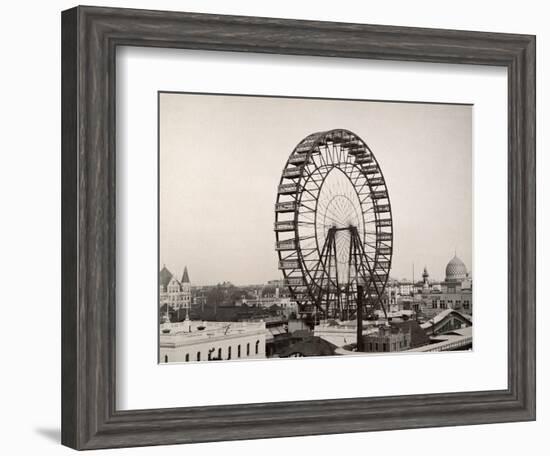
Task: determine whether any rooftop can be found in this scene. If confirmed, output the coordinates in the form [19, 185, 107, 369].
[181, 266, 190, 283]
[279, 336, 338, 357]
[389, 320, 431, 348]
[159, 266, 173, 289]
[407, 327, 472, 352]
[160, 320, 266, 347]
[420, 309, 472, 329]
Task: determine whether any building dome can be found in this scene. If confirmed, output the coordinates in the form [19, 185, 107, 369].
[445, 255, 468, 282]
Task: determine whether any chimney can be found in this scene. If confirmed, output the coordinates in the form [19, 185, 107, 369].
[356, 285, 364, 352]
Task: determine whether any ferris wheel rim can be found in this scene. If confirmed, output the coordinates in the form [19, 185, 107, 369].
[275, 128, 394, 320]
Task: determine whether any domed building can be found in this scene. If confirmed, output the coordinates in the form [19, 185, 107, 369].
[445, 255, 468, 283]
[382, 253, 473, 318]
[420, 253, 472, 317]
[442, 254, 472, 294]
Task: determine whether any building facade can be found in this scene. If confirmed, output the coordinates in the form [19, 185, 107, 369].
[383, 254, 472, 318]
[160, 318, 267, 363]
[237, 280, 299, 317]
[159, 265, 192, 311]
[363, 325, 411, 352]
[313, 321, 360, 347]
[420, 255, 473, 317]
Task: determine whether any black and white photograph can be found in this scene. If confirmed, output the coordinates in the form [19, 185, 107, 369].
[158, 92, 473, 363]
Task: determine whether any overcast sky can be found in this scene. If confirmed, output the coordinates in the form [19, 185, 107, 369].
[160, 93, 472, 285]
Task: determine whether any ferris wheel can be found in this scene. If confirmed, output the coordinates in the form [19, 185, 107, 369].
[274, 129, 393, 322]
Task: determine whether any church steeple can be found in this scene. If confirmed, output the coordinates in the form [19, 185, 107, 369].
[181, 266, 190, 283]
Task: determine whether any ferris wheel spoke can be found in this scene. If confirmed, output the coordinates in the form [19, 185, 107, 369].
[352, 169, 362, 184]
[355, 179, 371, 193]
[301, 186, 321, 202]
[298, 202, 318, 213]
[281, 251, 298, 260]
[323, 212, 348, 228]
[300, 199, 317, 206]
[353, 170, 366, 186]
[301, 249, 320, 259]
[361, 194, 377, 205]
[298, 215, 316, 225]
[323, 199, 347, 220]
[323, 205, 346, 227]
[302, 174, 322, 190]
[299, 212, 315, 220]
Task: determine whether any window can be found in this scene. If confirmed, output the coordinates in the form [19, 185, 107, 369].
[228, 346, 232, 360]
[196, 351, 201, 361]
[255, 340, 260, 354]
[238, 345, 241, 358]
[246, 343, 250, 356]
[218, 348, 222, 359]
[164, 355, 168, 363]
[185, 354, 189, 362]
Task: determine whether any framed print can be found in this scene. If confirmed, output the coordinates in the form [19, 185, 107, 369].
[61, 6, 536, 450]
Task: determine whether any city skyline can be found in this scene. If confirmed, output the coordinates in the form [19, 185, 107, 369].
[160, 93, 472, 286]
[158, 255, 471, 288]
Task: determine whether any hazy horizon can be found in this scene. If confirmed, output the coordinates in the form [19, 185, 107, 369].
[160, 93, 472, 287]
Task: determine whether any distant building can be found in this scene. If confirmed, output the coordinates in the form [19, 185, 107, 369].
[159, 316, 267, 363]
[159, 265, 191, 311]
[239, 280, 298, 317]
[384, 254, 472, 317]
[288, 318, 309, 334]
[363, 325, 412, 352]
[408, 326, 472, 352]
[314, 320, 365, 347]
[266, 279, 285, 288]
[313, 318, 406, 348]
[420, 309, 472, 337]
[278, 337, 337, 358]
[421, 255, 473, 317]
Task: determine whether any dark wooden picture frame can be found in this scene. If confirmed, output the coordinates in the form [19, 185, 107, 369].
[61, 5, 536, 450]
